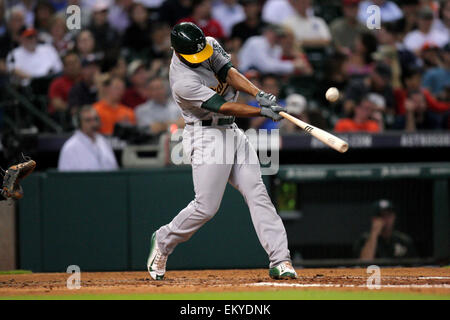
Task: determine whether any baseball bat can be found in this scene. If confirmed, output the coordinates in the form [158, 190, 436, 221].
[279, 111, 349, 153]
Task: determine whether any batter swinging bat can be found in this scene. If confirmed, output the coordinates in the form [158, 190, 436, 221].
[279, 111, 349, 153]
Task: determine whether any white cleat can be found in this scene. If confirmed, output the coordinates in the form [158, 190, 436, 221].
[147, 232, 168, 280]
[269, 261, 298, 279]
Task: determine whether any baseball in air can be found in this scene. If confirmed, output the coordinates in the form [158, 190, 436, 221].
[325, 87, 340, 102]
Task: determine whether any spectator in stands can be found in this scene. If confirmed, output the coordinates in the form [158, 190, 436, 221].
[249, 74, 286, 131]
[357, 0, 403, 24]
[403, 6, 449, 53]
[0, 6, 25, 59]
[75, 30, 97, 60]
[122, 60, 150, 109]
[354, 199, 417, 260]
[48, 52, 81, 124]
[122, 2, 152, 58]
[159, 0, 193, 27]
[422, 44, 450, 100]
[375, 21, 420, 89]
[262, 0, 296, 25]
[433, 0, 450, 39]
[230, 0, 267, 48]
[330, 0, 366, 56]
[0, 0, 5, 38]
[239, 24, 307, 75]
[212, 0, 245, 37]
[58, 105, 119, 171]
[343, 62, 395, 117]
[149, 22, 172, 61]
[344, 32, 378, 78]
[89, 1, 120, 54]
[393, 67, 448, 131]
[135, 76, 184, 134]
[6, 27, 63, 86]
[283, 0, 331, 48]
[398, 0, 421, 34]
[13, 0, 35, 27]
[334, 94, 381, 132]
[178, 0, 225, 40]
[68, 55, 100, 112]
[279, 26, 313, 75]
[94, 76, 136, 135]
[108, 0, 133, 34]
[48, 14, 73, 56]
[33, 0, 54, 35]
[108, 55, 128, 80]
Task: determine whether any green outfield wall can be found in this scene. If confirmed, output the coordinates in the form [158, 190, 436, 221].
[18, 163, 449, 272]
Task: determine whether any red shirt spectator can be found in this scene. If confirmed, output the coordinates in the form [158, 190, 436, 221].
[177, 0, 225, 40]
[394, 88, 450, 115]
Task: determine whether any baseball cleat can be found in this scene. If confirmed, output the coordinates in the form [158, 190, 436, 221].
[269, 261, 297, 280]
[147, 232, 168, 280]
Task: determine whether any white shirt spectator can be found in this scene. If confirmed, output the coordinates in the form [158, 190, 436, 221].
[283, 14, 331, 43]
[108, 3, 131, 34]
[403, 28, 449, 52]
[262, 0, 296, 25]
[6, 43, 63, 85]
[58, 130, 119, 171]
[212, 1, 245, 37]
[432, 19, 450, 39]
[135, 98, 181, 130]
[357, 0, 403, 24]
[238, 35, 295, 74]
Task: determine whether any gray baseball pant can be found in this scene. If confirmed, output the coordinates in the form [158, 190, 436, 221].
[156, 124, 291, 268]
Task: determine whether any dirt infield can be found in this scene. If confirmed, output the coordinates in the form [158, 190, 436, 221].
[0, 267, 449, 297]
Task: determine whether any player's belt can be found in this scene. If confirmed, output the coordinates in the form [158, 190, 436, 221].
[187, 117, 235, 126]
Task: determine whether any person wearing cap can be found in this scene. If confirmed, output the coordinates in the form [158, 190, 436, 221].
[357, 0, 403, 24]
[283, 0, 331, 47]
[121, 60, 150, 109]
[146, 22, 297, 281]
[404, 6, 449, 53]
[68, 54, 100, 112]
[6, 26, 63, 86]
[330, 0, 366, 55]
[238, 24, 308, 75]
[230, 0, 267, 47]
[354, 199, 417, 261]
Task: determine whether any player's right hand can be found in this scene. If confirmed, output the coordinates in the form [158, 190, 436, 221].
[260, 105, 284, 121]
[256, 91, 277, 108]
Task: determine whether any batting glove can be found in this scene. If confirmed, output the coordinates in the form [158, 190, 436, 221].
[256, 91, 277, 108]
[260, 105, 284, 121]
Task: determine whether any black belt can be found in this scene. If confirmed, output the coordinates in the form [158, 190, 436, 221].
[187, 118, 235, 126]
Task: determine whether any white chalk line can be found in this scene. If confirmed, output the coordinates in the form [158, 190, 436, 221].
[248, 282, 450, 289]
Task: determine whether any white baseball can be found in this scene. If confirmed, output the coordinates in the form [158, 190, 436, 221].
[325, 87, 340, 102]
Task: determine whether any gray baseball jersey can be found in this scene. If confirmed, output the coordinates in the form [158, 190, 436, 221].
[155, 36, 292, 269]
[169, 37, 237, 124]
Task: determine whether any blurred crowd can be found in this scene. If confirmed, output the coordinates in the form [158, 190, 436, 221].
[0, 0, 449, 136]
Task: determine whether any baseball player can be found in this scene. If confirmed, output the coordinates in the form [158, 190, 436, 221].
[147, 22, 296, 280]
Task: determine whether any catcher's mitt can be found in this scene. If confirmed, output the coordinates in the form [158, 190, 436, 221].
[1, 159, 36, 200]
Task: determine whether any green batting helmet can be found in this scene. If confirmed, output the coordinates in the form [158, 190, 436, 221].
[171, 22, 213, 64]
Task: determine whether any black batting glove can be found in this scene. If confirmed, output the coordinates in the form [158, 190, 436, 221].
[256, 91, 277, 108]
[260, 105, 284, 121]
